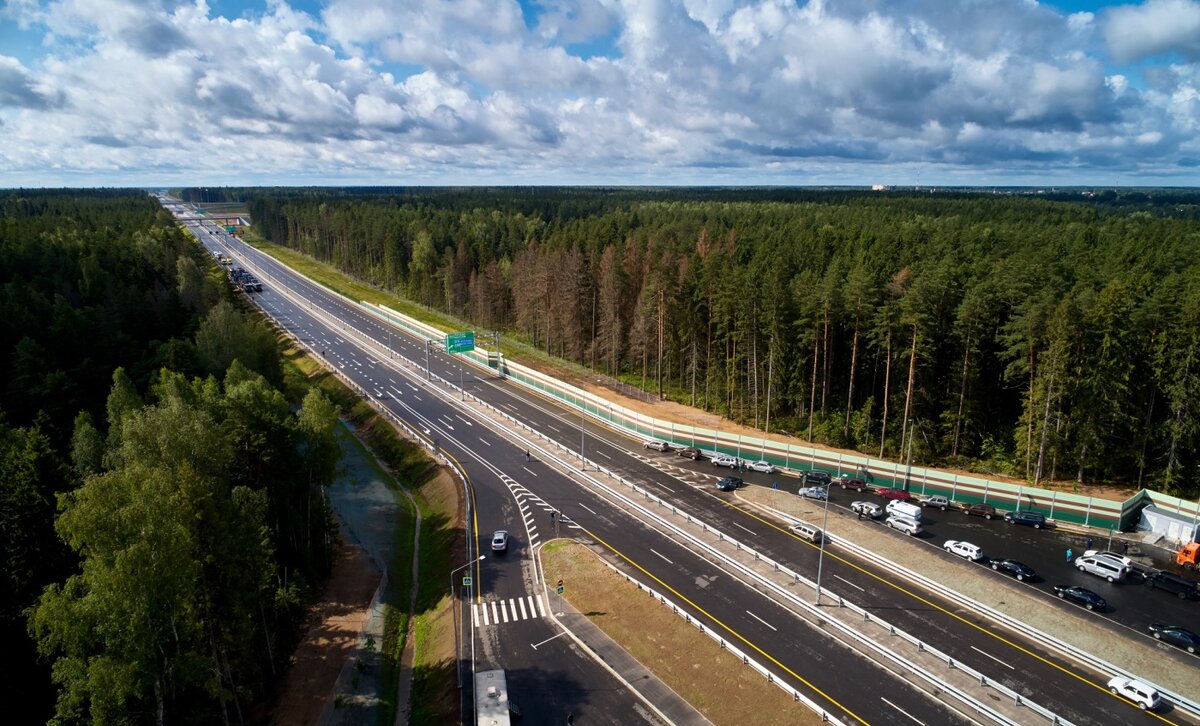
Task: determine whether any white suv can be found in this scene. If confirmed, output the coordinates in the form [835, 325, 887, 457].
[712, 454, 739, 468]
[1107, 677, 1161, 710]
[885, 515, 921, 536]
[944, 540, 984, 561]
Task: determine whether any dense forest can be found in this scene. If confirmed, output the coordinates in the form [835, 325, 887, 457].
[183, 186, 1200, 494]
[0, 190, 338, 723]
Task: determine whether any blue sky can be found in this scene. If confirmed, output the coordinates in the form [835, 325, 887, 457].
[1, 0, 1199, 186]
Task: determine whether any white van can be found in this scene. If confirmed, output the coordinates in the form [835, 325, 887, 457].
[789, 521, 824, 543]
[1075, 555, 1128, 583]
[886, 500, 922, 522]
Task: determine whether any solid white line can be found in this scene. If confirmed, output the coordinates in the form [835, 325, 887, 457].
[880, 698, 924, 725]
[595, 449, 612, 459]
[649, 548, 674, 565]
[833, 575, 865, 592]
[522, 467, 538, 477]
[518, 597, 529, 620]
[970, 645, 1014, 670]
[731, 521, 757, 536]
[745, 610, 778, 631]
[578, 503, 597, 516]
[536, 595, 547, 618]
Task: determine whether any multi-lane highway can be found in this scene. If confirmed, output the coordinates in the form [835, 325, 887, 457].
[167, 199, 1195, 725]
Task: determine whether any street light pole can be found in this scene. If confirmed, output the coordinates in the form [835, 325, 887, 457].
[815, 488, 832, 605]
[451, 555, 485, 689]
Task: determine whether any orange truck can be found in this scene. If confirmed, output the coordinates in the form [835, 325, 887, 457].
[1178, 542, 1200, 570]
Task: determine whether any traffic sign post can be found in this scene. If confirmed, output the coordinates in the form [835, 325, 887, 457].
[556, 579, 564, 615]
[445, 331, 475, 353]
[463, 576, 472, 587]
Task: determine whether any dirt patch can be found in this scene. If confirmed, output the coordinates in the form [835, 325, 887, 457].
[271, 535, 382, 726]
[541, 540, 822, 726]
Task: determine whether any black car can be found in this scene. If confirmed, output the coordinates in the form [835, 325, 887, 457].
[836, 476, 870, 491]
[991, 558, 1037, 582]
[1053, 584, 1106, 611]
[1148, 623, 1200, 654]
[964, 503, 997, 519]
[1144, 570, 1200, 599]
[1004, 510, 1046, 529]
[801, 470, 832, 487]
[716, 476, 744, 491]
[676, 447, 704, 460]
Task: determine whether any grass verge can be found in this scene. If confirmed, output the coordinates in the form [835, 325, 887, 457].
[540, 540, 821, 726]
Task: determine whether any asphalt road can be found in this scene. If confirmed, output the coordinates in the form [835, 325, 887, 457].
[171, 205, 1192, 725]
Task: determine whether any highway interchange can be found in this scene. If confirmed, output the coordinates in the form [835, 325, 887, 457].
[165, 198, 1196, 725]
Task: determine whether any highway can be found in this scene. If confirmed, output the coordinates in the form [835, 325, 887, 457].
[167, 200, 1194, 725]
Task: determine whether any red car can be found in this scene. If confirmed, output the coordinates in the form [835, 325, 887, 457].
[876, 488, 912, 501]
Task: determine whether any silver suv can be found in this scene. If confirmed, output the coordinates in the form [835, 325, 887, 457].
[884, 515, 921, 536]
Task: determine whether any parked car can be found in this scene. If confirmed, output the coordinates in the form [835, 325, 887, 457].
[712, 454, 740, 468]
[885, 515, 922, 536]
[643, 440, 672, 452]
[836, 476, 870, 491]
[491, 530, 509, 552]
[800, 470, 832, 486]
[799, 486, 828, 501]
[1107, 676, 1162, 711]
[1148, 623, 1200, 654]
[944, 540, 984, 561]
[1004, 510, 1046, 528]
[876, 488, 912, 501]
[851, 501, 884, 518]
[1144, 570, 1200, 600]
[1083, 549, 1135, 569]
[676, 447, 705, 460]
[918, 495, 950, 510]
[716, 476, 743, 491]
[1076, 555, 1129, 583]
[1053, 584, 1106, 611]
[963, 503, 997, 519]
[990, 558, 1036, 582]
[747, 460, 776, 474]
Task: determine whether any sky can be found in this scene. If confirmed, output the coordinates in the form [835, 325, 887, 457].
[1, 0, 1199, 187]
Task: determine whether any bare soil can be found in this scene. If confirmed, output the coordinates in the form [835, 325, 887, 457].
[271, 535, 382, 726]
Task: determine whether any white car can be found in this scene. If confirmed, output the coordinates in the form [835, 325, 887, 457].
[851, 501, 883, 518]
[712, 454, 740, 468]
[1107, 676, 1161, 711]
[747, 460, 776, 474]
[885, 515, 922, 536]
[643, 440, 672, 452]
[799, 486, 828, 500]
[944, 540, 983, 561]
[1083, 549, 1135, 569]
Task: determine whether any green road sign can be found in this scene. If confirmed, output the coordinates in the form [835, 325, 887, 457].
[446, 331, 475, 353]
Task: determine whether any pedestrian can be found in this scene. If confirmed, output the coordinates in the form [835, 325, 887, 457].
[1066, 547, 1073, 562]
[1086, 537, 1093, 549]
[525, 450, 530, 463]
[1122, 541, 1130, 555]
[857, 510, 864, 521]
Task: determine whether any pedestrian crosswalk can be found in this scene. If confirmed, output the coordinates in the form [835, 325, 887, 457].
[473, 595, 547, 627]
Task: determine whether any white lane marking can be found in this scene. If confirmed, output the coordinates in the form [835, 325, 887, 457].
[479, 438, 492, 446]
[545, 424, 561, 432]
[504, 403, 519, 412]
[491, 601, 499, 624]
[731, 520, 757, 536]
[970, 645, 1014, 670]
[526, 595, 537, 619]
[481, 603, 490, 626]
[833, 575, 865, 592]
[880, 698, 924, 725]
[595, 449, 612, 459]
[522, 467, 538, 477]
[473, 604, 480, 627]
[518, 598, 528, 620]
[745, 610, 778, 631]
[649, 548, 673, 565]
[406, 383, 418, 392]
[536, 595, 547, 617]
[455, 414, 473, 426]
[578, 503, 597, 516]
[390, 385, 404, 395]
[500, 600, 509, 623]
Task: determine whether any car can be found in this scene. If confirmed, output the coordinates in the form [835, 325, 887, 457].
[963, 503, 996, 519]
[747, 460, 776, 474]
[1076, 555, 1129, 583]
[885, 515, 922, 535]
[1148, 623, 1200, 654]
[1053, 584, 1106, 611]
[1106, 676, 1162, 711]
[1083, 549, 1135, 569]
[1004, 510, 1046, 528]
[643, 440, 671, 452]
[1144, 570, 1200, 599]
[799, 486, 828, 500]
[676, 447, 704, 460]
[716, 476, 743, 491]
[836, 476, 870, 491]
[990, 558, 1036, 582]
[944, 540, 984, 560]
[491, 530, 509, 552]
[800, 470, 832, 486]
[851, 501, 883, 518]
[876, 488, 912, 501]
[918, 495, 950, 510]
[712, 454, 740, 468]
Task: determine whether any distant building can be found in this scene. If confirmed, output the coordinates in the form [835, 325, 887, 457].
[871, 184, 891, 191]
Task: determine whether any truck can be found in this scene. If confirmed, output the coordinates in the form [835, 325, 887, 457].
[1178, 542, 1200, 570]
[475, 669, 513, 725]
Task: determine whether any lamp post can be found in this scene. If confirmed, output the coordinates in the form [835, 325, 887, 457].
[452, 555, 485, 688]
[814, 488, 832, 605]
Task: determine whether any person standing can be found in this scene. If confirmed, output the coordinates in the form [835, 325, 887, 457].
[1086, 537, 1093, 549]
[1066, 547, 1074, 562]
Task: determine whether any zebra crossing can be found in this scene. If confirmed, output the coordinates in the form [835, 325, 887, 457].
[474, 594, 547, 627]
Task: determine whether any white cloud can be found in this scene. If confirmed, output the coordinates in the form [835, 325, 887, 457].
[1104, 0, 1200, 62]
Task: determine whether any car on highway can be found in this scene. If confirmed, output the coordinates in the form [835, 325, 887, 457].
[1106, 676, 1162, 710]
[835, 475, 870, 491]
[676, 447, 705, 460]
[799, 486, 828, 500]
[885, 515, 922, 536]
[712, 454, 740, 468]
[1053, 584, 1106, 611]
[918, 495, 950, 510]
[851, 501, 883, 518]
[800, 470, 832, 486]
[944, 540, 984, 561]
[491, 530, 509, 552]
[963, 503, 997, 519]
[1144, 570, 1200, 599]
[643, 440, 672, 452]
[990, 558, 1036, 582]
[876, 488, 912, 501]
[716, 476, 744, 491]
[1148, 623, 1200, 654]
[1004, 510, 1046, 528]
[747, 460, 777, 474]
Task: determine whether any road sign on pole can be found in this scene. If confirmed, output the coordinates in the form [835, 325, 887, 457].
[445, 331, 475, 353]
[463, 576, 472, 587]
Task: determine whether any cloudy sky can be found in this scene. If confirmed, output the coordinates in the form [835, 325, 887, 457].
[1, 0, 1198, 186]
